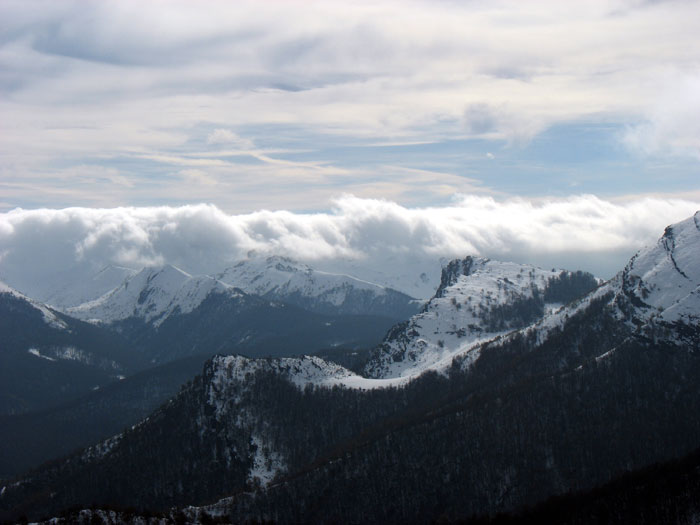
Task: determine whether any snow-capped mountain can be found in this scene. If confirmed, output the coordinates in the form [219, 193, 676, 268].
[363, 212, 699, 381]
[616, 214, 700, 329]
[4, 213, 700, 524]
[67, 265, 238, 326]
[364, 257, 598, 378]
[216, 255, 420, 319]
[494, 210, 700, 361]
[64, 264, 400, 368]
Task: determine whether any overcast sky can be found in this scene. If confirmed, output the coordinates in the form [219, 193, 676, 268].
[1, 0, 699, 287]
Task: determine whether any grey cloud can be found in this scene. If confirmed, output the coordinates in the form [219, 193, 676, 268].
[464, 103, 500, 134]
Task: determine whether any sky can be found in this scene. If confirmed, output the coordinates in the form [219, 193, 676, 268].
[1, 0, 699, 291]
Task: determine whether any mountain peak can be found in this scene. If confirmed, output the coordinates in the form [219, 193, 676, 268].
[434, 256, 489, 298]
[68, 265, 231, 326]
[218, 256, 419, 318]
[365, 257, 599, 379]
[617, 211, 700, 326]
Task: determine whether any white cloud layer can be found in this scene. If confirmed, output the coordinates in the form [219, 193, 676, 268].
[1, 195, 698, 300]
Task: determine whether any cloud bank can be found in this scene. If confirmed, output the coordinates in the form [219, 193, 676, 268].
[1, 195, 698, 300]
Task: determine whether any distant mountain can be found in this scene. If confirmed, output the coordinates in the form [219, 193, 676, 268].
[0, 282, 134, 416]
[216, 255, 420, 319]
[364, 257, 598, 378]
[3, 212, 699, 523]
[0, 264, 402, 476]
[67, 265, 232, 326]
[67, 265, 398, 366]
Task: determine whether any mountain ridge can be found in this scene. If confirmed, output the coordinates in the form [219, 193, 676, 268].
[2, 212, 699, 523]
[216, 255, 420, 319]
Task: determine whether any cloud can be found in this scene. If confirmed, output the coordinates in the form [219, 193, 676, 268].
[464, 104, 499, 135]
[463, 103, 544, 144]
[179, 169, 217, 185]
[1, 195, 698, 300]
[3, 1, 700, 169]
[621, 72, 700, 159]
[0, 1, 698, 235]
[206, 129, 255, 149]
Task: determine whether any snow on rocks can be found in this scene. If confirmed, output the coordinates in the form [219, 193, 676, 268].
[364, 257, 567, 379]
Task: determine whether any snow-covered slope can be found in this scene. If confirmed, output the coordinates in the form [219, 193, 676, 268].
[364, 257, 594, 379]
[217, 255, 419, 319]
[6, 214, 700, 523]
[68, 265, 239, 326]
[443, 211, 700, 373]
[0, 281, 68, 330]
[208, 354, 404, 397]
[617, 213, 700, 327]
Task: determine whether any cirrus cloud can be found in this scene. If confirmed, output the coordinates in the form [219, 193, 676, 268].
[1, 0, 700, 212]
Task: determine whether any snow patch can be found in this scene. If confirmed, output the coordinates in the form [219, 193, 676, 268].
[248, 434, 284, 487]
[28, 348, 56, 362]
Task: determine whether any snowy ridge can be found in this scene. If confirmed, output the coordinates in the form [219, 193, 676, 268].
[217, 255, 419, 317]
[618, 212, 700, 326]
[0, 280, 68, 330]
[451, 212, 700, 366]
[364, 257, 568, 379]
[207, 356, 406, 410]
[67, 265, 240, 326]
[203, 354, 406, 489]
[218, 256, 388, 299]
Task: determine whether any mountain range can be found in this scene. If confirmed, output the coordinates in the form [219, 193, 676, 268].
[0, 212, 699, 523]
[0, 260, 417, 479]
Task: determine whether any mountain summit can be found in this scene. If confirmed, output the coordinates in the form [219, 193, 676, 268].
[364, 257, 598, 378]
[217, 255, 420, 319]
[67, 265, 237, 326]
[617, 211, 700, 330]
